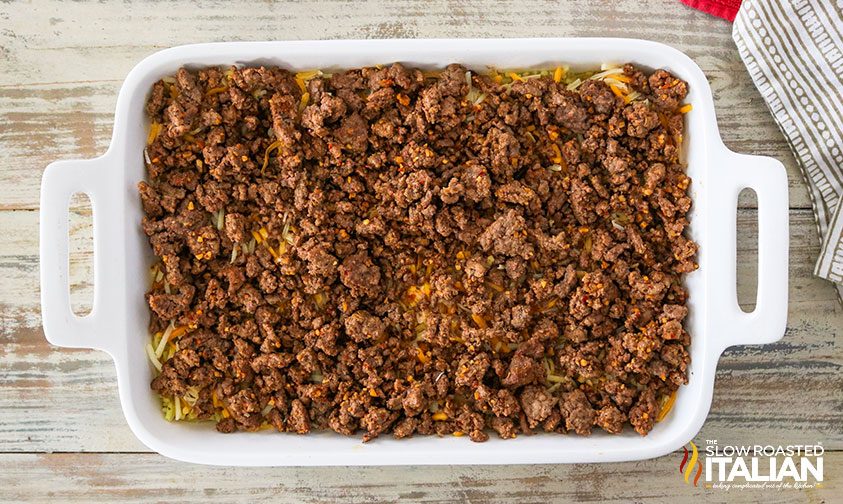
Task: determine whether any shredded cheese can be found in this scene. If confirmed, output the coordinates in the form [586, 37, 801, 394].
[146, 343, 162, 372]
[608, 83, 625, 99]
[589, 67, 624, 80]
[155, 323, 174, 358]
[294, 70, 322, 93]
[146, 122, 162, 145]
[261, 140, 284, 174]
[566, 78, 582, 91]
[657, 391, 678, 421]
[205, 86, 229, 96]
[551, 143, 563, 164]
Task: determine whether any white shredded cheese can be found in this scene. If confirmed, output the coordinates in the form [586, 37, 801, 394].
[604, 78, 630, 93]
[155, 323, 174, 358]
[589, 67, 625, 80]
[183, 388, 199, 406]
[146, 343, 162, 372]
[282, 213, 293, 245]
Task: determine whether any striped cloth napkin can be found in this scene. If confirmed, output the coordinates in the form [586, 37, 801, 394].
[733, 0, 843, 294]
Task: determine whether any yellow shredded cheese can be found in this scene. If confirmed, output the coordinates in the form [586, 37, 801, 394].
[471, 313, 487, 329]
[657, 391, 678, 421]
[417, 347, 430, 364]
[205, 86, 229, 96]
[295, 70, 321, 92]
[261, 140, 284, 173]
[551, 143, 563, 164]
[608, 83, 625, 99]
[146, 122, 162, 145]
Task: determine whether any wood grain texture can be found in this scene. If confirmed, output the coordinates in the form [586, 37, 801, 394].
[0, 452, 838, 503]
[0, 0, 839, 501]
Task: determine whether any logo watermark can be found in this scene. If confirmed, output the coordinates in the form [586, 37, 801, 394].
[678, 440, 824, 490]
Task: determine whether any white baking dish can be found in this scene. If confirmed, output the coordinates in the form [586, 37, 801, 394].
[40, 38, 789, 466]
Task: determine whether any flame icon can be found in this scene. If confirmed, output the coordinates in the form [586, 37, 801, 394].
[679, 441, 703, 486]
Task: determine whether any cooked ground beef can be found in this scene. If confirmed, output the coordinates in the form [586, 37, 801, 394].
[141, 63, 696, 441]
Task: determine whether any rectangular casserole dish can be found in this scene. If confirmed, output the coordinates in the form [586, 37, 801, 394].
[40, 38, 789, 466]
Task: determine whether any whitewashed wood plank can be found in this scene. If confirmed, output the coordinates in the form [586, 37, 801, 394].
[0, 0, 811, 209]
[1, 208, 839, 452]
[0, 452, 837, 503]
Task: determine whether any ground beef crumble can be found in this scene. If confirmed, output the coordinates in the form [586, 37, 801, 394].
[141, 63, 696, 441]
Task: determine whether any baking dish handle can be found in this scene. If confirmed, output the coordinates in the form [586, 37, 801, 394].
[40, 155, 118, 353]
[710, 149, 789, 353]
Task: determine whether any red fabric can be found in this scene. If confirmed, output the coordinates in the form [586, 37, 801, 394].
[679, 0, 742, 22]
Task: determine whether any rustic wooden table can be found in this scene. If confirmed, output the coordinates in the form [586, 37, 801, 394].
[1, 1, 840, 502]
